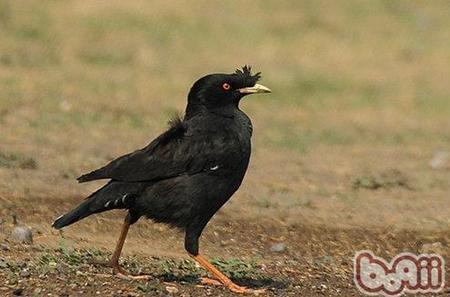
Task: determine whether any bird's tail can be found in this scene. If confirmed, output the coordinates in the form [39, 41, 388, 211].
[52, 198, 94, 229]
[52, 181, 139, 229]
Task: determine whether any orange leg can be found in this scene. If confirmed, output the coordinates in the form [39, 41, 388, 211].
[109, 217, 150, 280]
[191, 254, 265, 294]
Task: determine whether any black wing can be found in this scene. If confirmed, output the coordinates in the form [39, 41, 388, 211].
[77, 118, 213, 183]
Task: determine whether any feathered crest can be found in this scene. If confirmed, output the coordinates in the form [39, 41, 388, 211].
[235, 65, 261, 86]
[158, 113, 186, 145]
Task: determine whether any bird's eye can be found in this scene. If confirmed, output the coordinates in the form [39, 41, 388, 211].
[222, 83, 231, 91]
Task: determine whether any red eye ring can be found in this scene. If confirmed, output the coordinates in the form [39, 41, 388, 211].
[222, 83, 231, 90]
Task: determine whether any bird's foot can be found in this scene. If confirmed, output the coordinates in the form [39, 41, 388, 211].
[200, 277, 266, 294]
[112, 264, 151, 280]
[227, 283, 266, 295]
[91, 259, 150, 280]
[200, 277, 222, 286]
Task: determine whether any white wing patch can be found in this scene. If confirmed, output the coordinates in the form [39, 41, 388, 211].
[105, 194, 130, 209]
[121, 194, 128, 204]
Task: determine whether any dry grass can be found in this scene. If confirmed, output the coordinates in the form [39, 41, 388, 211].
[0, 0, 450, 249]
[1, 2, 450, 296]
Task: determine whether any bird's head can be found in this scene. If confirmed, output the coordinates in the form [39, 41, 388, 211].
[186, 66, 271, 117]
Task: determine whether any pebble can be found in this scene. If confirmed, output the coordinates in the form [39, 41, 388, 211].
[20, 269, 31, 278]
[165, 286, 179, 294]
[34, 288, 42, 295]
[10, 226, 33, 244]
[59, 100, 72, 112]
[430, 150, 449, 169]
[270, 242, 286, 253]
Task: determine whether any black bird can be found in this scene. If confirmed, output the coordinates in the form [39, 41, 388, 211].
[52, 66, 270, 293]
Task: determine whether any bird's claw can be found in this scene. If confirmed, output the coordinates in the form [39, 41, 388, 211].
[200, 277, 223, 286]
[200, 277, 265, 294]
[228, 283, 265, 294]
[228, 283, 248, 293]
[112, 265, 128, 275]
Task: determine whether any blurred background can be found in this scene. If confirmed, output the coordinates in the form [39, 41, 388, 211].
[0, 1, 449, 295]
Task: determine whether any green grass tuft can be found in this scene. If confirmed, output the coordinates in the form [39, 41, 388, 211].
[0, 151, 37, 169]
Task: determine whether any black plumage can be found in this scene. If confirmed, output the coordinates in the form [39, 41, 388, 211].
[52, 66, 270, 293]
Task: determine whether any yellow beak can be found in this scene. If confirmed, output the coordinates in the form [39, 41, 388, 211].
[239, 84, 271, 94]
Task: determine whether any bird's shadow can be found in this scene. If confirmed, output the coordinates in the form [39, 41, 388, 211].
[157, 273, 289, 290]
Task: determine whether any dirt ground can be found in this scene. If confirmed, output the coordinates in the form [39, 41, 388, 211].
[1, 215, 450, 297]
[1, 1, 450, 296]
[2, 195, 450, 296]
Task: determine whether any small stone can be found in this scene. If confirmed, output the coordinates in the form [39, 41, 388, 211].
[13, 288, 24, 296]
[270, 242, 286, 253]
[165, 286, 179, 294]
[59, 100, 72, 112]
[33, 288, 42, 294]
[19, 269, 31, 278]
[430, 150, 449, 169]
[0, 243, 9, 251]
[10, 226, 33, 244]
